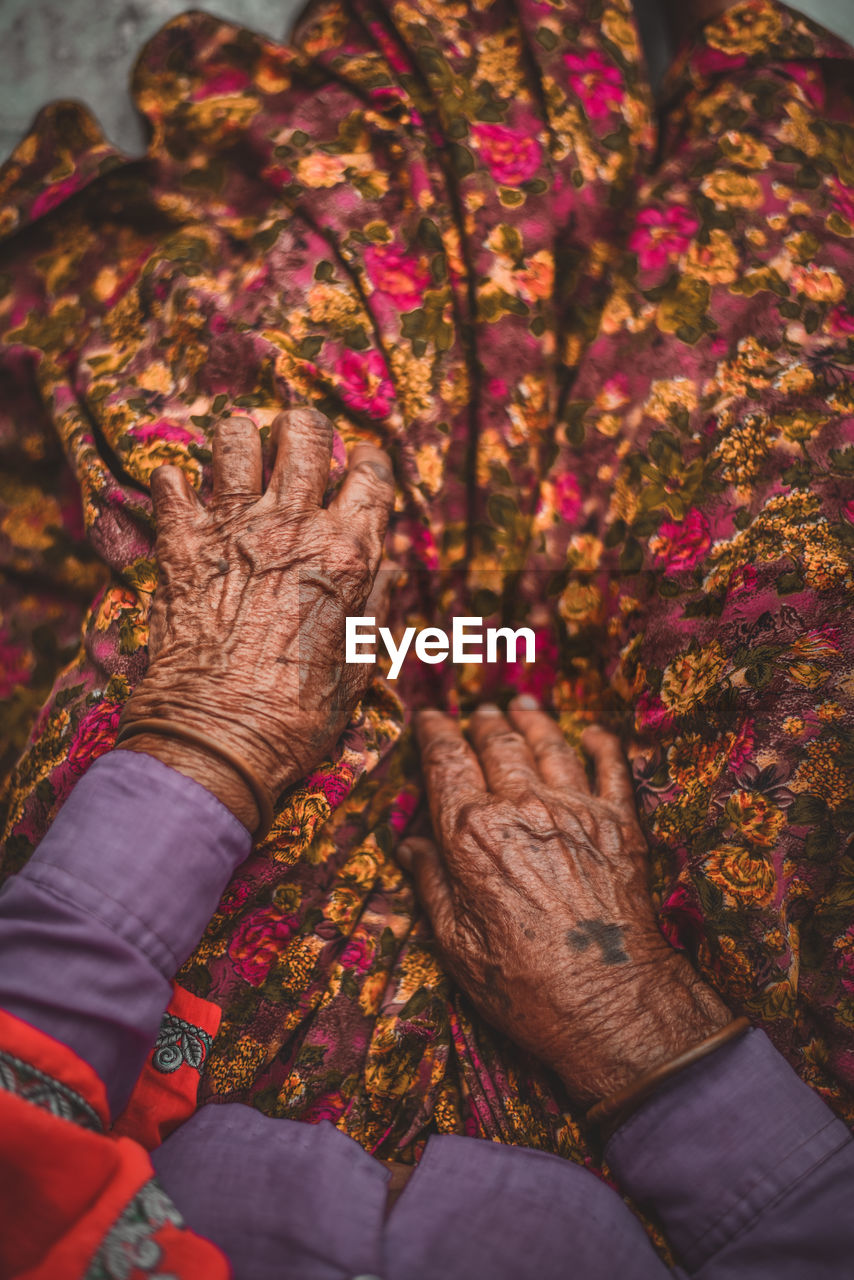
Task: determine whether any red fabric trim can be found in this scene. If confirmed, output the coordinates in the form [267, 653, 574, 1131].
[0, 1006, 109, 1126]
[112, 984, 222, 1150]
[0, 1008, 230, 1278]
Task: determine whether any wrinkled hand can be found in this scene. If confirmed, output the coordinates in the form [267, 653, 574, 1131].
[400, 701, 730, 1104]
[118, 411, 395, 830]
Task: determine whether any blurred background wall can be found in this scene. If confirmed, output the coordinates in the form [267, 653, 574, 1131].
[1, 0, 853, 161]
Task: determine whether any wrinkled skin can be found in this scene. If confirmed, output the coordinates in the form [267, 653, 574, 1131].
[118, 410, 395, 830]
[401, 702, 732, 1104]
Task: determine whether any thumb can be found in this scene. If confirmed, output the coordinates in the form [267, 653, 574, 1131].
[397, 836, 456, 944]
[363, 559, 403, 629]
[150, 464, 201, 534]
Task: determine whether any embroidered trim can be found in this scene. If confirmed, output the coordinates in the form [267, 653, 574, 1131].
[0, 1047, 103, 1131]
[86, 1178, 183, 1280]
[152, 1012, 213, 1075]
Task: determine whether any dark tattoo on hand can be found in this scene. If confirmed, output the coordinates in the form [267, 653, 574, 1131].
[566, 920, 629, 966]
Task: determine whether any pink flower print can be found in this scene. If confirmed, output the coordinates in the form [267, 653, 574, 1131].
[554, 472, 582, 523]
[628, 205, 699, 273]
[563, 50, 623, 122]
[504, 627, 558, 702]
[728, 719, 755, 772]
[650, 508, 711, 574]
[470, 124, 542, 186]
[304, 764, 355, 810]
[336, 349, 395, 418]
[30, 177, 82, 221]
[728, 563, 758, 595]
[831, 178, 854, 225]
[129, 419, 197, 445]
[363, 243, 431, 311]
[302, 1091, 347, 1123]
[68, 699, 122, 775]
[830, 307, 854, 335]
[659, 883, 705, 951]
[228, 906, 299, 987]
[339, 932, 375, 976]
[193, 69, 250, 99]
[634, 690, 675, 734]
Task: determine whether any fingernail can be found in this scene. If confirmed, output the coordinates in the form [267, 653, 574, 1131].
[513, 694, 539, 710]
[476, 702, 501, 715]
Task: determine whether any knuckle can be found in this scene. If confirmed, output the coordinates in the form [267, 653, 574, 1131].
[452, 796, 485, 839]
[289, 407, 334, 440]
[483, 729, 526, 752]
[421, 734, 466, 769]
[352, 457, 394, 490]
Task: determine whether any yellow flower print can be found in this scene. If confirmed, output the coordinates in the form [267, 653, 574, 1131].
[788, 661, 830, 690]
[714, 932, 758, 999]
[817, 702, 846, 723]
[668, 734, 728, 791]
[206, 1033, 267, 1095]
[704, 843, 777, 907]
[660, 641, 728, 715]
[277, 936, 322, 994]
[797, 739, 849, 809]
[779, 101, 821, 158]
[715, 411, 772, 491]
[0, 490, 62, 553]
[774, 364, 815, 395]
[135, 361, 174, 394]
[685, 228, 739, 285]
[601, 6, 638, 57]
[719, 130, 772, 170]
[789, 264, 845, 303]
[254, 50, 291, 95]
[778, 410, 828, 443]
[724, 790, 787, 848]
[307, 282, 362, 326]
[296, 152, 348, 188]
[644, 377, 698, 423]
[358, 968, 390, 1017]
[783, 716, 805, 737]
[705, 3, 783, 55]
[558, 581, 603, 628]
[701, 171, 763, 209]
[415, 443, 444, 495]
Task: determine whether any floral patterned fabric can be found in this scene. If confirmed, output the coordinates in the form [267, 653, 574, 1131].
[1, 0, 853, 1181]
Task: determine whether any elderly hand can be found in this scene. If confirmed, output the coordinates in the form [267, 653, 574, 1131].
[400, 700, 730, 1104]
[117, 410, 395, 832]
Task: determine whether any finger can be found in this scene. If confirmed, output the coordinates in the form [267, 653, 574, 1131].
[508, 696, 590, 794]
[581, 725, 637, 811]
[363, 560, 401, 629]
[467, 704, 540, 797]
[328, 444, 395, 571]
[415, 709, 487, 841]
[268, 408, 334, 510]
[397, 836, 456, 943]
[212, 417, 263, 504]
[150, 464, 201, 533]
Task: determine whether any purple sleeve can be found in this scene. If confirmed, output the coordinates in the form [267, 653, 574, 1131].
[0, 749, 251, 1117]
[607, 1027, 854, 1277]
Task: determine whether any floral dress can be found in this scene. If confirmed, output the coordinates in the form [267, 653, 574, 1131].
[1, 0, 853, 1180]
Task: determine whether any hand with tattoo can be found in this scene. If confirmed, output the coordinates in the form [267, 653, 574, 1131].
[400, 700, 731, 1105]
[117, 411, 395, 832]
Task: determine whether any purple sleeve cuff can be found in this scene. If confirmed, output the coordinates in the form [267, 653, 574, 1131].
[0, 749, 251, 1115]
[606, 1028, 854, 1274]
